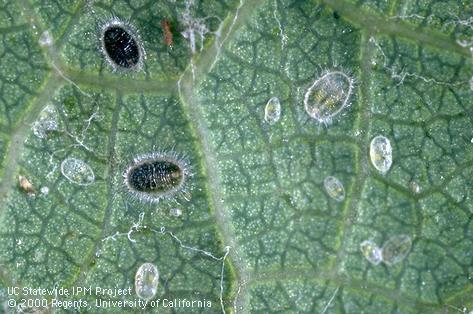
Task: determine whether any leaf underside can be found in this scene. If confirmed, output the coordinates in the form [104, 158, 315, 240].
[0, 0, 472, 313]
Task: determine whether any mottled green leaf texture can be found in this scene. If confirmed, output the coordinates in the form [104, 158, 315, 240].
[0, 0, 472, 313]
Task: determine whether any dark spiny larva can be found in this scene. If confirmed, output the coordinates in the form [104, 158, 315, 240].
[123, 152, 190, 203]
[129, 160, 182, 193]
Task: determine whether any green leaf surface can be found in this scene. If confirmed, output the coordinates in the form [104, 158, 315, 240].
[0, 0, 472, 313]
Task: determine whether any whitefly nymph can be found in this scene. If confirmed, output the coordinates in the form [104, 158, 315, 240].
[304, 70, 354, 125]
[100, 17, 145, 71]
[135, 262, 159, 301]
[123, 151, 191, 203]
[370, 135, 392, 174]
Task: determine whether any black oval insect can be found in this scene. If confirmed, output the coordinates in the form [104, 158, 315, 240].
[123, 152, 190, 203]
[101, 19, 142, 70]
[129, 160, 182, 193]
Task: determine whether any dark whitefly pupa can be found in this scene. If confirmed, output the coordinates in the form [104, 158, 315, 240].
[369, 135, 392, 174]
[381, 234, 412, 266]
[123, 151, 191, 203]
[61, 158, 95, 186]
[360, 240, 382, 265]
[323, 176, 345, 202]
[135, 263, 159, 301]
[304, 70, 354, 124]
[264, 97, 281, 125]
[100, 17, 145, 71]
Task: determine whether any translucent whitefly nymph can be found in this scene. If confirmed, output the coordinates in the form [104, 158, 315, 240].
[381, 234, 412, 266]
[409, 181, 421, 194]
[360, 240, 382, 265]
[100, 18, 145, 71]
[32, 105, 60, 139]
[38, 30, 53, 47]
[264, 97, 281, 125]
[135, 263, 159, 301]
[369, 135, 392, 174]
[61, 158, 95, 186]
[323, 176, 345, 202]
[304, 71, 354, 124]
[123, 151, 191, 203]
